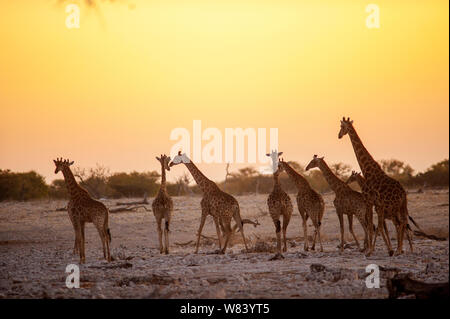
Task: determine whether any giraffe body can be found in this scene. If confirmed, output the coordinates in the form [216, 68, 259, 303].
[306, 156, 372, 253]
[54, 158, 111, 263]
[278, 159, 325, 252]
[266, 151, 293, 259]
[339, 117, 413, 256]
[170, 152, 248, 254]
[152, 155, 173, 254]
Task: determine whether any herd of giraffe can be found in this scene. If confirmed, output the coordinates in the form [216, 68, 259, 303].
[53, 117, 426, 263]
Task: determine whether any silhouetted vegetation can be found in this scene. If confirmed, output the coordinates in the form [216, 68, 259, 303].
[0, 159, 448, 201]
[414, 159, 449, 187]
[0, 170, 48, 201]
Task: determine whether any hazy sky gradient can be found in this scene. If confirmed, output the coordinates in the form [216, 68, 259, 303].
[0, 0, 448, 183]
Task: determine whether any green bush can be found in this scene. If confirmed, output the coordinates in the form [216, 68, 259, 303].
[107, 171, 160, 198]
[48, 179, 69, 199]
[0, 170, 48, 201]
[414, 159, 449, 187]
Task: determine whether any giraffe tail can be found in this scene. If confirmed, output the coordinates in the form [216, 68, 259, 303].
[405, 204, 445, 240]
[407, 216, 424, 232]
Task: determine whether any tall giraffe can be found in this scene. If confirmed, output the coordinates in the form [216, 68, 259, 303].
[305, 155, 371, 253]
[278, 158, 325, 252]
[169, 152, 248, 254]
[266, 150, 293, 260]
[53, 158, 111, 263]
[338, 117, 413, 256]
[152, 154, 173, 254]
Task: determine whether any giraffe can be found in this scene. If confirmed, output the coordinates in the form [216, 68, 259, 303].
[278, 158, 325, 252]
[338, 117, 413, 256]
[152, 154, 173, 254]
[305, 155, 371, 253]
[53, 158, 111, 263]
[266, 150, 293, 260]
[169, 152, 248, 254]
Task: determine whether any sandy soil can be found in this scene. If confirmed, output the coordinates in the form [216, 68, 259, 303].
[0, 190, 448, 299]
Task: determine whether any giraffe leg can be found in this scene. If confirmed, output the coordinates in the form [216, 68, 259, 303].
[104, 223, 111, 262]
[315, 222, 324, 252]
[195, 212, 207, 254]
[220, 222, 233, 254]
[233, 210, 248, 252]
[371, 209, 393, 256]
[282, 213, 290, 253]
[95, 222, 106, 259]
[300, 211, 309, 251]
[360, 216, 370, 253]
[311, 230, 317, 251]
[95, 220, 110, 262]
[347, 214, 360, 251]
[365, 206, 374, 255]
[275, 219, 282, 255]
[213, 216, 223, 250]
[336, 209, 345, 253]
[337, 211, 345, 252]
[68, 208, 78, 255]
[155, 216, 164, 254]
[384, 220, 393, 247]
[164, 217, 170, 255]
[406, 225, 414, 253]
[73, 221, 83, 263]
[394, 221, 406, 256]
[80, 221, 86, 264]
[381, 219, 394, 256]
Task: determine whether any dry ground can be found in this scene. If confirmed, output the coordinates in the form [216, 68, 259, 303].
[0, 190, 448, 299]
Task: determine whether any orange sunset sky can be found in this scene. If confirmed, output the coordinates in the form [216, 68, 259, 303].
[0, 0, 448, 183]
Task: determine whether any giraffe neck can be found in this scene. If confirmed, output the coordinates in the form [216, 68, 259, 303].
[159, 163, 167, 192]
[183, 161, 218, 193]
[316, 160, 349, 193]
[61, 167, 83, 198]
[347, 125, 384, 180]
[355, 175, 367, 189]
[272, 173, 281, 191]
[282, 162, 310, 190]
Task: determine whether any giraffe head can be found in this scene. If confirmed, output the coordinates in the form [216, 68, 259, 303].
[346, 170, 362, 185]
[338, 116, 354, 139]
[305, 154, 324, 171]
[266, 150, 283, 173]
[156, 154, 171, 171]
[53, 158, 74, 174]
[169, 151, 190, 167]
[277, 157, 288, 173]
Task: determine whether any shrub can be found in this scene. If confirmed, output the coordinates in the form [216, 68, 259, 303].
[107, 171, 160, 198]
[0, 170, 48, 201]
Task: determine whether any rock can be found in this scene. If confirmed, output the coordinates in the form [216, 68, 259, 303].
[425, 262, 441, 274]
[310, 264, 326, 273]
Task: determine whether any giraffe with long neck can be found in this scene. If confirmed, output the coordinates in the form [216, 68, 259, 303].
[278, 158, 325, 252]
[338, 117, 413, 256]
[169, 152, 248, 254]
[53, 158, 111, 263]
[152, 154, 173, 254]
[266, 151, 293, 260]
[306, 155, 372, 253]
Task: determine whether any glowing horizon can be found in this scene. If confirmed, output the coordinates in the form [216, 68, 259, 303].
[0, 0, 448, 184]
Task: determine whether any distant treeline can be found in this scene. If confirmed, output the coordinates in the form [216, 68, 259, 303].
[0, 159, 448, 201]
